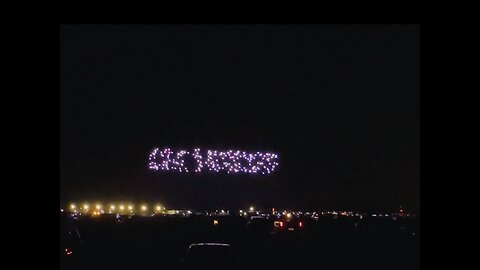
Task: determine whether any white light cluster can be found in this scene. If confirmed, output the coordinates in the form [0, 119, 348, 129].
[192, 148, 203, 172]
[149, 148, 279, 174]
[148, 148, 190, 172]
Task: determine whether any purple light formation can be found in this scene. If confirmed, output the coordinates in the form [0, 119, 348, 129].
[149, 148, 279, 175]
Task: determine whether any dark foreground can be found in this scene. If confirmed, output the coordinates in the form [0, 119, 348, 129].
[61, 214, 419, 270]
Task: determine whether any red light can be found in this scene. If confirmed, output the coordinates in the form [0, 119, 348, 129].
[279, 221, 283, 227]
[65, 248, 73, 255]
[299, 221, 303, 227]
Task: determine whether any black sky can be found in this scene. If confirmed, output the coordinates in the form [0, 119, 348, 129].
[60, 25, 420, 212]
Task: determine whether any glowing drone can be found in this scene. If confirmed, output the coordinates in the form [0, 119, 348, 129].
[148, 148, 279, 175]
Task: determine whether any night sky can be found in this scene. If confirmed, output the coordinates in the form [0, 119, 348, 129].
[60, 25, 420, 212]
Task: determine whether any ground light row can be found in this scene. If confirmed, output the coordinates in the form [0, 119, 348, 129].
[64, 203, 166, 213]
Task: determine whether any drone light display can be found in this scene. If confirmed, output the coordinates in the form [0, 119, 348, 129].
[148, 148, 279, 175]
